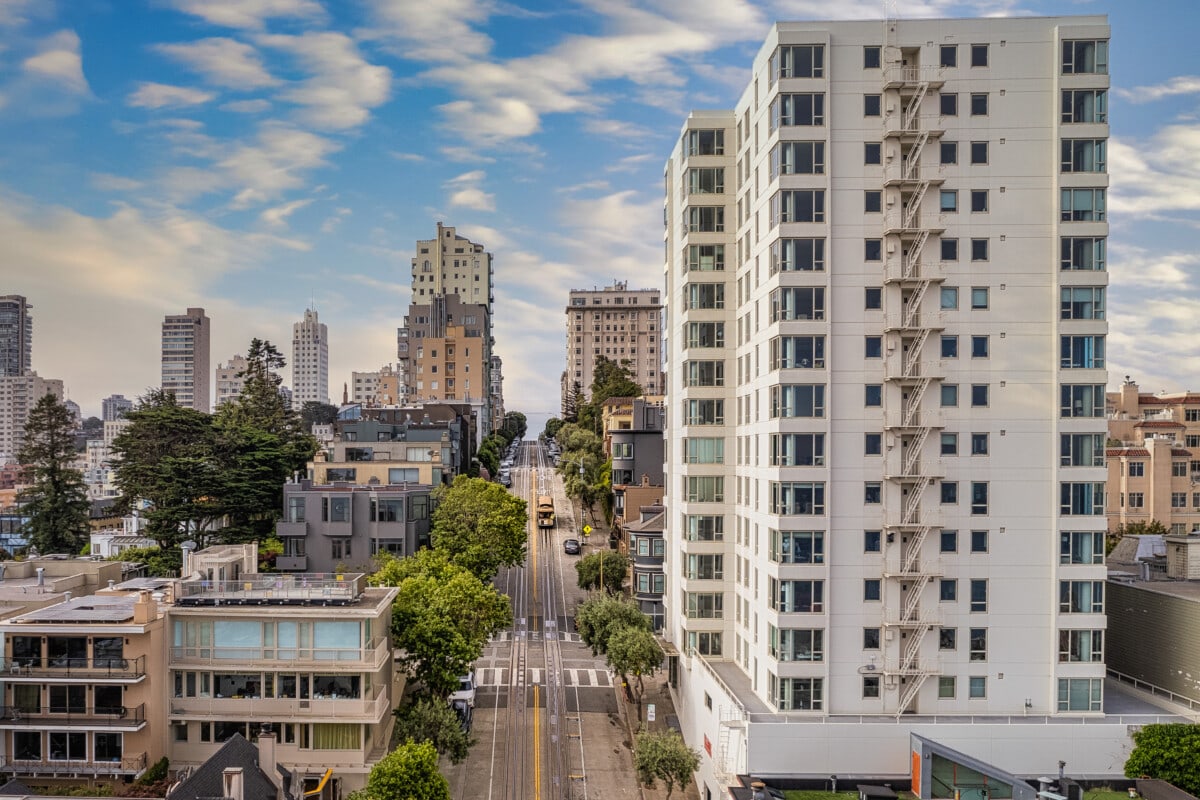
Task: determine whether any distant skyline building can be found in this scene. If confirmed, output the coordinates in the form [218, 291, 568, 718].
[397, 294, 492, 428]
[160, 307, 210, 413]
[490, 354, 505, 432]
[0, 373, 64, 463]
[214, 354, 249, 407]
[0, 295, 33, 378]
[101, 394, 133, 422]
[562, 281, 662, 415]
[292, 308, 329, 407]
[410, 222, 494, 311]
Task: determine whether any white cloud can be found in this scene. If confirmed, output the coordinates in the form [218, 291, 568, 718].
[1109, 128, 1200, 217]
[582, 117, 654, 140]
[22, 30, 89, 95]
[155, 37, 279, 89]
[166, 0, 326, 30]
[605, 153, 655, 173]
[0, 0, 35, 26]
[259, 197, 313, 228]
[90, 173, 144, 192]
[439, 145, 496, 164]
[127, 82, 215, 109]
[444, 170, 495, 211]
[359, 0, 495, 62]
[257, 32, 392, 131]
[390, 151, 426, 162]
[220, 98, 272, 113]
[319, 206, 351, 234]
[1115, 75, 1200, 103]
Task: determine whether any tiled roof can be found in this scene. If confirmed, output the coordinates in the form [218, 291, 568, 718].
[1135, 420, 1185, 428]
[1107, 449, 1149, 456]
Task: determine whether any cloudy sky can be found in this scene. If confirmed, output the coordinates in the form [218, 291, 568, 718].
[1, 0, 1198, 419]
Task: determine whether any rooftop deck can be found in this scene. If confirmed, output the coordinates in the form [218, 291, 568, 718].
[176, 574, 368, 606]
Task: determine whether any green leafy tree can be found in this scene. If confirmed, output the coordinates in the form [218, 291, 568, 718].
[108, 546, 182, 577]
[578, 357, 642, 435]
[431, 475, 528, 580]
[16, 393, 91, 554]
[81, 415, 104, 439]
[575, 550, 629, 594]
[575, 595, 651, 657]
[348, 740, 450, 800]
[1125, 724, 1200, 795]
[608, 626, 664, 722]
[634, 729, 700, 800]
[393, 696, 473, 764]
[502, 411, 527, 441]
[476, 436, 501, 477]
[300, 401, 339, 427]
[543, 417, 564, 440]
[370, 550, 511, 698]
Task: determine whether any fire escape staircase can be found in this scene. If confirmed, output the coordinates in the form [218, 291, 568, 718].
[715, 706, 745, 785]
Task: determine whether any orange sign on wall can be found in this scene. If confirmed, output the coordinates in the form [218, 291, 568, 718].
[704, 734, 712, 757]
[912, 750, 922, 797]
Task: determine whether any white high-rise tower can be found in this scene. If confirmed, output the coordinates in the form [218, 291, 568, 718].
[292, 308, 329, 407]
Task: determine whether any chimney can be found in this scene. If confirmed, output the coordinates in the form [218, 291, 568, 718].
[35, 567, 44, 588]
[222, 767, 245, 800]
[258, 731, 282, 791]
[133, 591, 156, 624]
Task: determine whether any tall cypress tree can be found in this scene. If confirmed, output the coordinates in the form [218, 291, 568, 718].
[17, 393, 91, 554]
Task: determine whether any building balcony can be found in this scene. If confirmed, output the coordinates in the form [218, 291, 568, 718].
[882, 115, 946, 140]
[275, 555, 308, 571]
[176, 573, 367, 606]
[169, 686, 390, 723]
[2, 752, 147, 778]
[882, 65, 945, 90]
[883, 258, 946, 284]
[170, 636, 390, 671]
[883, 210, 946, 236]
[276, 521, 307, 537]
[0, 703, 146, 731]
[882, 161, 945, 188]
[0, 656, 146, 682]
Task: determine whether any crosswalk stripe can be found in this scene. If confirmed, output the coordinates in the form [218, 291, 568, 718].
[531, 668, 542, 685]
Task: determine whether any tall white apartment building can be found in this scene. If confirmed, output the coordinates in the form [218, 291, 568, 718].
[161, 308, 210, 413]
[292, 308, 329, 407]
[664, 17, 1121, 789]
[0, 373, 64, 463]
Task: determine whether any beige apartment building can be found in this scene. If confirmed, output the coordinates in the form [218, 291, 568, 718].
[215, 354, 248, 407]
[397, 294, 491, 409]
[0, 372, 63, 464]
[410, 222, 494, 310]
[563, 281, 663, 414]
[162, 308, 210, 413]
[1107, 378, 1200, 533]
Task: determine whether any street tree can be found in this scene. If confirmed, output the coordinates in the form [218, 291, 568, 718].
[633, 729, 700, 800]
[370, 550, 511, 698]
[1125, 724, 1200, 795]
[502, 411, 527, 441]
[431, 475, 527, 580]
[300, 401, 339, 427]
[16, 393, 90, 554]
[575, 595, 650, 657]
[607, 625, 664, 722]
[348, 740, 449, 800]
[393, 696, 473, 764]
[107, 546, 182, 577]
[543, 417, 564, 440]
[578, 356, 641, 435]
[575, 550, 628, 594]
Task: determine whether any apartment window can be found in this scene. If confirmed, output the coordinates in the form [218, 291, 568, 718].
[1061, 384, 1105, 417]
[686, 593, 724, 619]
[969, 677, 987, 699]
[970, 190, 989, 213]
[770, 530, 825, 564]
[1062, 482, 1105, 515]
[1174, 460, 1189, 477]
[684, 360, 724, 387]
[971, 239, 989, 262]
[684, 438, 723, 464]
[864, 142, 882, 165]
[769, 482, 826, 515]
[942, 384, 959, 407]
[865, 239, 883, 261]
[1062, 138, 1107, 173]
[1061, 531, 1105, 565]
[970, 93, 988, 115]
[322, 496, 350, 522]
[1127, 461, 1145, 477]
[940, 140, 958, 165]
[941, 530, 958, 552]
[687, 244, 725, 271]
[1061, 433, 1105, 467]
[971, 384, 989, 407]
[1172, 492, 1187, 509]
[772, 44, 825, 79]
[1059, 630, 1104, 663]
[1060, 287, 1106, 320]
[1060, 335, 1105, 368]
[942, 335, 959, 358]
[1128, 492, 1145, 509]
[971, 482, 989, 515]
[940, 92, 958, 116]
[1060, 581, 1104, 613]
[771, 335, 825, 369]
[1061, 237, 1106, 271]
[970, 141, 988, 165]
[942, 482, 958, 504]
[865, 191, 883, 213]
[863, 676, 881, 699]
[939, 677, 956, 698]
[971, 530, 988, 552]
[1062, 188, 1106, 221]
[1062, 89, 1107, 123]
[773, 676, 823, 711]
[687, 167, 725, 195]
[686, 554, 724, 580]
[940, 190, 958, 212]
[865, 336, 883, 358]
[970, 580, 987, 612]
[971, 433, 989, 455]
[686, 206, 725, 232]
[687, 476, 725, 502]
[1058, 678, 1102, 712]
[865, 287, 882, 309]
[864, 94, 882, 116]
[864, 45, 882, 69]
[687, 283, 725, 310]
[941, 433, 958, 456]
[771, 238, 825, 272]
[770, 433, 825, 467]
[969, 628, 987, 661]
[286, 497, 305, 523]
[863, 628, 881, 649]
[771, 384, 825, 418]
[685, 515, 724, 541]
[941, 286, 958, 309]
[864, 482, 882, 504]
[770, 627, 824, 662]
[1062, 40, 1109, 74]
[864, 579, 882, 601]
[971, 287, 989, 309]
[771, 579, 825, 612]
[330, 537, 351, 560]
[865, 433, 883, 455]
[940, 579, 957, 601]
[940, 45, 957, 67]
[771, 287, 825, 322]
[685, 129, 725, 156]
[686, 322, 725, 349]
[771, 93, 826, 128]
[771, 141, 826, 176]
[971, 336, 989, 358]
[685, 398, 725, 425]
[1188, 410, 1200, 422]
[690, 632, 721, 656]
[865, 384, 882, 407]
[772, 189, 826, 225]
[865, 530, 882, 552]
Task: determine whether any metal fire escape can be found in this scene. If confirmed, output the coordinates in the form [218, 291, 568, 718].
[880, 52, 947, 716]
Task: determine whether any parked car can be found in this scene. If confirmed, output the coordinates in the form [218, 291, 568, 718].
[563, 538, 581, 555]
[449, 672, 476, 708]
[451, 698, 472, 732]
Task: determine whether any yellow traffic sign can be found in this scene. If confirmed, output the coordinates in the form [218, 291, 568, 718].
[582, 525, 592, 535]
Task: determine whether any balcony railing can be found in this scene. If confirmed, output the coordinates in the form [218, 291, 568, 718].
[0, 703, 146, 729]
[171, 635, 390, 670]
[176, 573, 367, 605]
[169, 686, 389, 721]
[0, 656, 146, 679]
[3, 751, 147, 776]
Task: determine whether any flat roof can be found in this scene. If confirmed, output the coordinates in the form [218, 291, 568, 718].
[1109, 576, 1200, 603]
[11, 596, 135, 624]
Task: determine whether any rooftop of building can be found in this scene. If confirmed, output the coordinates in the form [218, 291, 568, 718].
[172, 572, 398, 611]
[3, 593, 164, 625]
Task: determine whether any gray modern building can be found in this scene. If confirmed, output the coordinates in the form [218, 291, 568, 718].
[275, 480, 433, 573]
[627, 504, 666, 631]
[101, 394, 133, 421]
[609, 397, 665, 489]
[0, 295, 32, 378]
[161, 308, 210, 412]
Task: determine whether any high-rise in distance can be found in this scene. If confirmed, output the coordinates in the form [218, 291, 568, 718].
[292, 308, 329, 407]
[0, 295, 33, 378]
[563, 281, 663, 413]
[161, 308, 210, 412]
[663, 15, 1120, 788]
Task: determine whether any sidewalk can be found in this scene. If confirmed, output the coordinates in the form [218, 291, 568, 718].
[616, 671, 701, 800]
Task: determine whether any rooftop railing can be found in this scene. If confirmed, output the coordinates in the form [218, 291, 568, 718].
[177, 573, 366, 605]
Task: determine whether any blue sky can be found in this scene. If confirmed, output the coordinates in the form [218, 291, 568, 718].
[1, 0, 1198, 419]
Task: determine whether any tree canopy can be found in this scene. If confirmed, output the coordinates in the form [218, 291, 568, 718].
[348, 740, 449, 800]
[575, 595, 651, 657]
[1125, 724, 1200, 795]
[300, 401, 339, 427]
[393, 696, 473, 765]
[577, 356, 642, 435]
[17, 393, 90, 555]
[575, 550, 628, 594]
[634, 729, 700, 800]
[608, 625, 663, 722]
[430, 475, 527, 580]
[370, 550, 511, 698]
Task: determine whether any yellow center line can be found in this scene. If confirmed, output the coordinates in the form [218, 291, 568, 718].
[533, 682, 541, 800]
